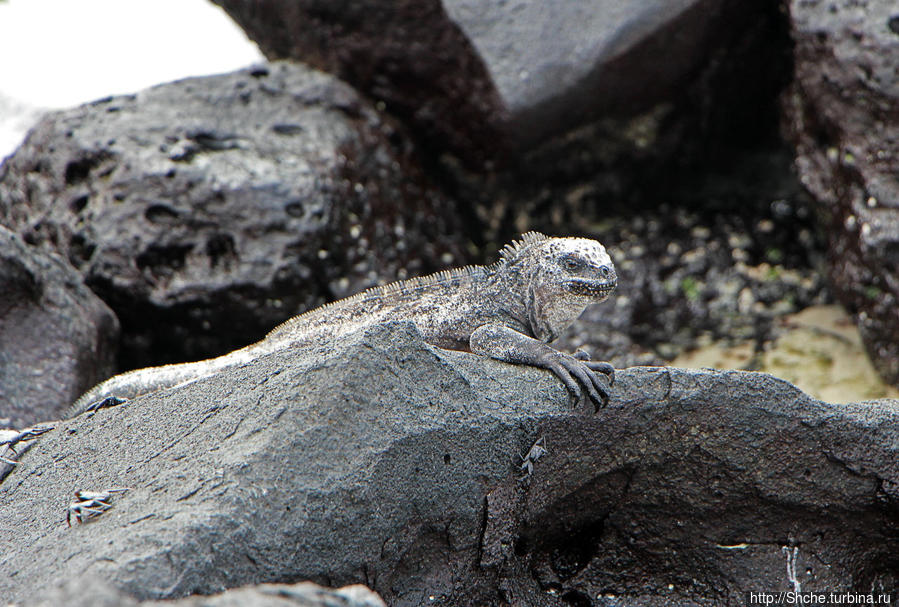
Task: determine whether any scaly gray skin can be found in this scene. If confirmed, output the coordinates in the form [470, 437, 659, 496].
[69, 232, 618, 417]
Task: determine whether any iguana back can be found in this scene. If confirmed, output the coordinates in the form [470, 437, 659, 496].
[68, 232, 619, 416]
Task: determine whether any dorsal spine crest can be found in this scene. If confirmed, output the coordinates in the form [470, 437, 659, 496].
[274, 234, 551, 334]
[270, 263, 492, 334]
[366, 264, 488, 299]
[498, 231, 549, 265]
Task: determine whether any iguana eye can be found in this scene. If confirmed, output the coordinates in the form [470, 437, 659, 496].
[561, 255, 584, 271]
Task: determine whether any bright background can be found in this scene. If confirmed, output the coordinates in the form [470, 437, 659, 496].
[0, 0, 264, 158]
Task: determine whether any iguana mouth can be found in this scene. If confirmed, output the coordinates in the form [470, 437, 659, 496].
[564, 278, 617, 297]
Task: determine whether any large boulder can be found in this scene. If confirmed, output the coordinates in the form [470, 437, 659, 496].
[0, 61, 464, 370]
[784, 0, 899, 388]
[1, 322, 896, 605]
[209, 0, 504, 161]
[210, 0, 781, 159]
[0, 226, 117, 427]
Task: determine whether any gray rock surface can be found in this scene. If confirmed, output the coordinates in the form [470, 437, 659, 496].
[784, 0, 899, 388]
[209, 0, 505, 161]
[0, 61, 464, 370]
[442, 0, 745, 145]
[210, 0, 775, 156]
[1, 322, 897, 606]
[32, 577, 385, 607]
[0, 226, 117, 427]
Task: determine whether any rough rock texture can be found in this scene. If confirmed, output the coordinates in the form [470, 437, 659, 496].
[210, 0, 778, 157]
[0, 61, 464, 370]
[0, 226, 117, 427]
[1, 323, 897, 606]
[210, 0, 505, 162]
[785, 0, 899, 388]
[32, 577, 386, 607]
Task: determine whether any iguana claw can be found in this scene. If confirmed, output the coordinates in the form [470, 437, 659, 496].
[574, 349, 615, 385]
[548, 351, 612, 410]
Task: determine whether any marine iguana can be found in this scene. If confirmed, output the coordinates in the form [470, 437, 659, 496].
[69, 232, 618, 417]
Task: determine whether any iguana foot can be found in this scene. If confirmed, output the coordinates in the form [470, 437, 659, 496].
[541, 350, 612, 410]
[574, 350, 615, 385]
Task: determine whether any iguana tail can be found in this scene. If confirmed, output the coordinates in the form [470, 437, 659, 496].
[66, 345, 258, 419]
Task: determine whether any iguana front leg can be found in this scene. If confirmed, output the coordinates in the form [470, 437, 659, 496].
[469, 323, 613, 410]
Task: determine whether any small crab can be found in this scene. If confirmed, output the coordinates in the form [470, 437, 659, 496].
[67, 487, 130, 526]
[519, 436, 548, 481]
[0, 425, 54, 465]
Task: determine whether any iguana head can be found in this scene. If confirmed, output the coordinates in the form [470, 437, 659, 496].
[502, 232, 617, 341]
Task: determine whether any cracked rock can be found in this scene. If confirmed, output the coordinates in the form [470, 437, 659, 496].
[1, 322, 897, 605]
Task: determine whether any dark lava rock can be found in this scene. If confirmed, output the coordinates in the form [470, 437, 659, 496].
[1, 323, 896, 606]
[209, 0, 505, 161]
[441, 0, 764, 148]
[211, 0, 782, 159]
[0, 61, 464, 370]
[784, 0, 899, 388]
[0, 226, 117, 427]
[437, 0, 796, 271]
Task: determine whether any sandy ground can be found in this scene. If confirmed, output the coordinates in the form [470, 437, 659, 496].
[673, 304, 899, 403]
